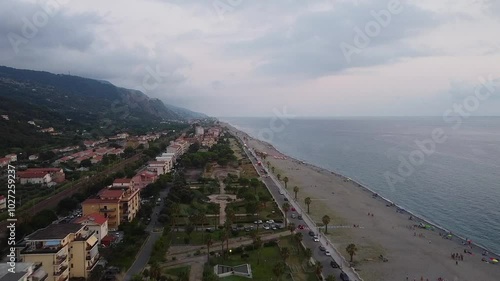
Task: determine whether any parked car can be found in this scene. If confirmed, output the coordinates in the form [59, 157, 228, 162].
[319, 246, 326, 251]
[284, 198, 289, 201]
[291, 207, 296, 211]
[291, 213, 297, 219]
[330, 260, 340, 268]
[298, 225, 304, 230]
[340, 272, 350, 281]
[298, 215, 303, 220]
[308, 231, 315, 236]
[325, 251, 331, 256]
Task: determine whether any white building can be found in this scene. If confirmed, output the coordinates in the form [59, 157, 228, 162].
[195, 126, 204, 136]
[0, 262, 48, 281]
[18, 171, 52, 185]
[5, 154, 17, 162]
[148, 161, 170, 175]
[74, 213, 109, 244]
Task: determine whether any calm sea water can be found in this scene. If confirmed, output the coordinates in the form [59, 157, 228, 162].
[221, 117, 500, 254]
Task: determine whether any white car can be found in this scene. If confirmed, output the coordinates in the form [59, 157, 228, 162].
[263, 225, 270, 230]
[314, 238, 320, 242]
[325, 251, 331, 256]
[266, 220, 275, 224]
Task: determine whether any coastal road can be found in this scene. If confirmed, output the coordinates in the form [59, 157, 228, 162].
[123, 188, 170, 281]
[236, 136, 361, 281]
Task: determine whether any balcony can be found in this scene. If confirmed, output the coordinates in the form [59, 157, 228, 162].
[87, 253, 100, 271]
[53, 254, 67, 265]
[74, 230, 96, 241]
[100, 207, 116, 212]
[53, 265, 68, 277]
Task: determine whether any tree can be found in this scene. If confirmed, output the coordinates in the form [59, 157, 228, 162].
[219, 231, 228, 259]
[288, 222, 296, 234]
[305, 197, 312, 214]
[315, 262, 323, 277]
[149, 262, 161, 280]
[293, 186, 299, 200]
[294, 232, 303, 246]
[252, 233, 263, 264]
[271, 166, 275, 173]
[272, 262, 286, 281]
[266, 161, 270, 169]
[322, 215, 331, 234]
[280, 247, 290, 262]
[305, 248, 313, 260]
[185, 223, 195, 241]
[171, 203, 181, 231]
[326, 275, 337, 281]
[277, 174, 281, 181]
[205, 233, 213, 262]
[282, 202, 290, 227]
[80, 158, 92, 168]
[283, 176, 289, 188]
[131, 274, 143, 281]
[346, 243, 358, 262]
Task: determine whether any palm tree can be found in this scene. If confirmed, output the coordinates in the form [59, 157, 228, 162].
[346, 243, 358, 262]
[219, 231, 227, 259]
[253, 234, 263, 264]
[326, 275, 337, 281]
[283, 176, 289, 188]
[282, 202, 290, 227]
[280, 247, 290, 262]
[266, 161, 270, 169]
[294, 232, 303, 246]
[304, 197, 312, 214]
[293, 186, 299, 200]
[322, 215, 331, 234]
[288, 222, 296, 234]
[305, 248, 313, 260]
[271, 166, 275, 173]
[277, 173, 281, 181]
[315, 262, 323, 277]
[149, 262, 161, 281]
[205, 233, 213, 262]
[272, 262, 286, 281]
[171, 203, 181, 231]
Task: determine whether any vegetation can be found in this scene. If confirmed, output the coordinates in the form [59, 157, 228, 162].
[305, 197, 312, 214]
[346, 243, 358, 262]
[322, 215, 331, 234]
[293, 186, 299, 200]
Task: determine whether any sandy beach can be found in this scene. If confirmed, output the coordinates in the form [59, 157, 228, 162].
[224, 124, 500, 281]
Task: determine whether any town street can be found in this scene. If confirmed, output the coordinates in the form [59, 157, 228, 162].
[123, 188, 170, 281]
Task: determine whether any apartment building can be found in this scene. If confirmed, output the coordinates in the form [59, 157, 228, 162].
[15, 223, 99, 281]
[81, 185, 140, 230]
[74, 213, 108, 244]
[147, 161, 170, 176]
[0, 262, 48, 281]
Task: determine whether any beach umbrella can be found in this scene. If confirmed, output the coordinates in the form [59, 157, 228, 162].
[490, 258, 498, 263]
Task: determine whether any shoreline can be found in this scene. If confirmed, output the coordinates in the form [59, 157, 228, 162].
[224, 121, 500, 257]
[223, 121, 500, 280]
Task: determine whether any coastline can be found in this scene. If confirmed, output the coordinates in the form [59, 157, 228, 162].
[222, 121, 500, 281]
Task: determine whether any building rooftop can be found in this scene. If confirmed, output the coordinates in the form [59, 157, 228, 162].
[17, 171, 49, 178]
[113, 178, 132, 184]
[74, 213, 107, 226]
[27, 223, 83, 240]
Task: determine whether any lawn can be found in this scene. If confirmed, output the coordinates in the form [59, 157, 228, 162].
[163, 265, 190, 280]
[278, 236, 319, 281]
[212, 245, 293, 281]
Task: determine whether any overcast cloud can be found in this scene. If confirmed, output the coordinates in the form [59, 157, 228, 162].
[1, 0, 500, 117]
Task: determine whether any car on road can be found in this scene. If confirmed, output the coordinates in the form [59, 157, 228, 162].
[284, 198, 289, 201]
[298, 215, 303, 220]
[330, 260, 340, 268]
[325, 251, 331, 256]
[279, 190, 284, 195]
[319, 245, 326, 251]
[291, 207, 296, 211]
[298, 225, 304, 230]
[291, 213, 297, 219]
[340, 272, 350, 281]
[314, 237, 319, 242]
[308, 231, 315, 236]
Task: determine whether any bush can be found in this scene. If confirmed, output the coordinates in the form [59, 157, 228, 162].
[244, 245, 254, 251]
[264, 240, 278, 247]
[233, 247, 244, 254]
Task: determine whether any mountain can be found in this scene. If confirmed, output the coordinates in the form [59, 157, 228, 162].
[163, 103, 208, 119]
[0, 65, 204, 154]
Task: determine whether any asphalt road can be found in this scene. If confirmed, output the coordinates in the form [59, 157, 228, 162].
[239, 139, 360, 281]
[123, 188, 170, 281]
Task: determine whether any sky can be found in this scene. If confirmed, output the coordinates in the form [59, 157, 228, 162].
[1, 0, 500, 117]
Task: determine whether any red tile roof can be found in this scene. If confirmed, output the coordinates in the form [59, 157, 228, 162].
[28, 168, 62, 173]
[82, 198, 120, 204]
[17, 171, 49, 178]
[74, 213, 107, 225]
[113, 178, 132, 184]
[99, 189, 125, 199]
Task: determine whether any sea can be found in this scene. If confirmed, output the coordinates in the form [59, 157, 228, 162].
[220, 116, 500, 255]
